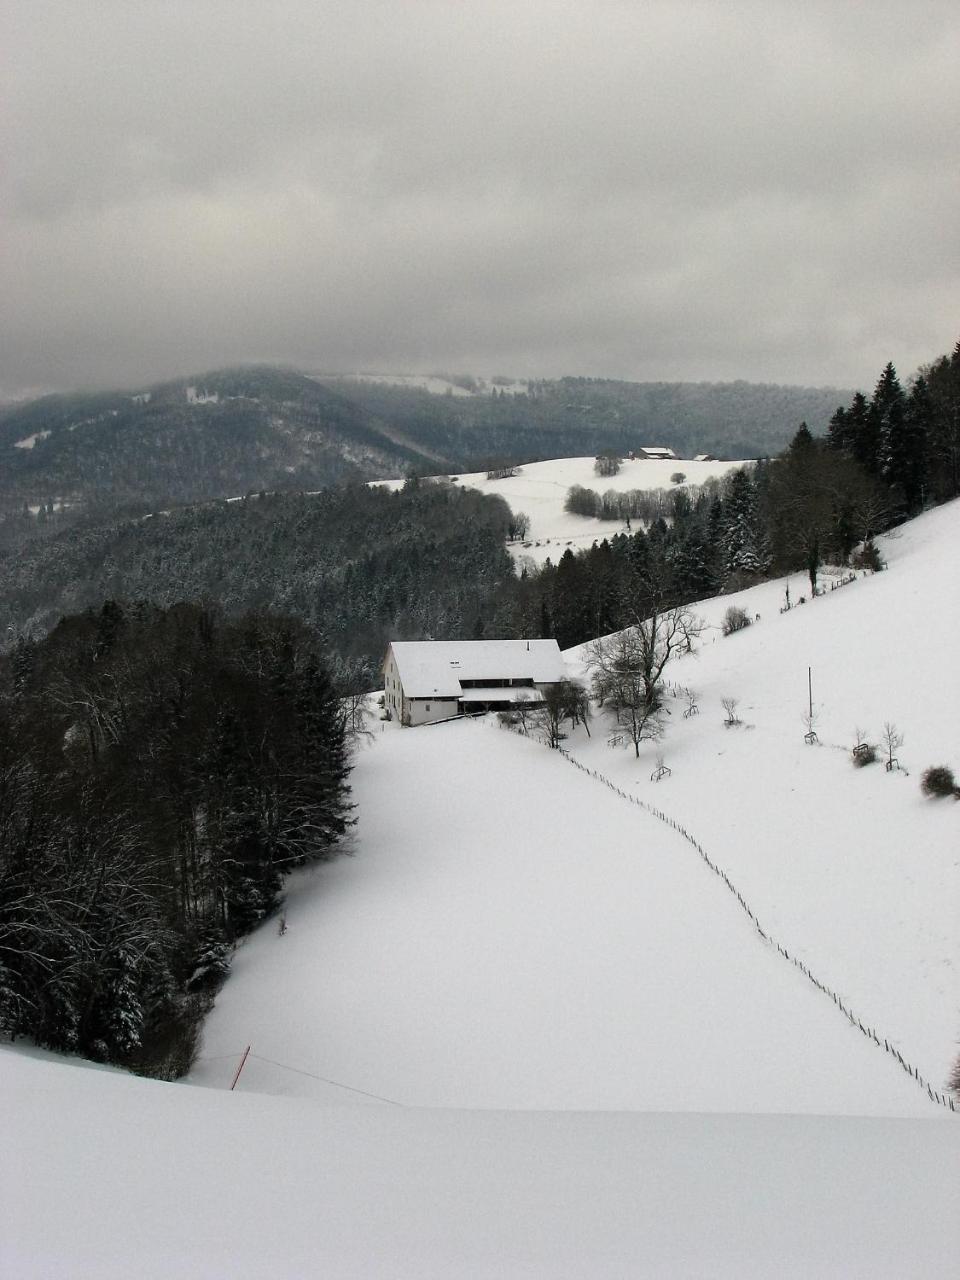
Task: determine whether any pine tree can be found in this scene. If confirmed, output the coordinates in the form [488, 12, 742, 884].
[847, 391, 879, 474]
[925, 342, 960, 501]
[873, 363, 910, 497]
[720, 468, 767, 582]
[898, 376, 930, 511]
[826, 404, 851, 452]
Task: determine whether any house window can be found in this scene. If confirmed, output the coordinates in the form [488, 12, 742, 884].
[425, 703, 431, 712]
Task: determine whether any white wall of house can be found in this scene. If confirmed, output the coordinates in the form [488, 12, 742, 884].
[403, 697, 460, 727]
[383, 649, 403, 721]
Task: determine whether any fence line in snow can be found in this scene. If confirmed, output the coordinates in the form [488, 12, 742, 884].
[488, 717, 957, 1114]
[203, 1048, 407, 1105]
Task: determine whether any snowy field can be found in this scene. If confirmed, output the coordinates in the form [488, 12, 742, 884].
[3, 1043, 956, 1280]
[3, 498, 959, 1277]
[377, 454, 747, 565]
[189, 712, 945, 1115]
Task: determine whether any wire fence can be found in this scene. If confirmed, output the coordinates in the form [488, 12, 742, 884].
[195, 1048, 406, 1104]
[491, 717, 957, 1114]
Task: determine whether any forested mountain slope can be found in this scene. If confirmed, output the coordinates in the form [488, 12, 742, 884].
[0, 482, 515, 664]
[319, 373, 852, 463]
[0, 367, 437, 517]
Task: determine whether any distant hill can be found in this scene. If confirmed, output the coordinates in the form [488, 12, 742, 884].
[0, 366, 441, 518]
[317, 373, 852, 467]
[1, 366, 851, 526]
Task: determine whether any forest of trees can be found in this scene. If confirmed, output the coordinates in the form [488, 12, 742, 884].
[0, 602, 352, 1074]
[0, 480, 517, 671]
[825, 344, 960, 509]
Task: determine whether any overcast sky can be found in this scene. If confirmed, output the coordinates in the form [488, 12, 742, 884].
[2, 1, 958, 398]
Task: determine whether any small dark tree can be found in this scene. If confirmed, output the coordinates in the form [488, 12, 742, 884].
[594, 451, 622, 477]
[564, 485, 600, 518]
[508, 511, 531, 541]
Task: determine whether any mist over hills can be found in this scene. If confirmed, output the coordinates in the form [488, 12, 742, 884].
[0, 365, 850, 523]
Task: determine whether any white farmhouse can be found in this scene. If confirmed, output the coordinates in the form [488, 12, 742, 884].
[382, 639, 568, 726]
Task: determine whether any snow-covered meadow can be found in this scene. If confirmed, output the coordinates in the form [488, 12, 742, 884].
[3, 496, 959, 1277]
[377, 453, 747, 565]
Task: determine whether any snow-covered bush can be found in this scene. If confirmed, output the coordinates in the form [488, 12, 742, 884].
[920, 766, 958, 798]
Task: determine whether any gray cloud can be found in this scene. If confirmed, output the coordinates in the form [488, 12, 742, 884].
[2, 1, 958, 397]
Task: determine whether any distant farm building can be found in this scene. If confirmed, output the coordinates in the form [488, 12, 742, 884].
[383, 639, 568, 726]
[627, 446, 679, 461]
[693, 453, 718, 462]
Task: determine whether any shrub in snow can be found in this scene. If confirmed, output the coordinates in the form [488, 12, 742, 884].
[852, 540, 884, 572]
[722, 606, 751, 636]
[852, 743, 877, 767]
[721, 697, 741, 726]
[186, 928, 232, 993]
[920, 766, 958, 798]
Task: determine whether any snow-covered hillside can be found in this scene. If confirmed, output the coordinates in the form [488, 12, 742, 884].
[189, 705, 947, 1115]
[3, 499, 959, 1278]
[558, 498, 960, 1099]
[330, 372, 530, 397]
[4, 1044, 955, 1279]
[378, 453, 747, 564]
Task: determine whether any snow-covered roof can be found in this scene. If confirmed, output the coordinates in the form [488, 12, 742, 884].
[386, 639, 567, 698]
[639, 446, 677, 459]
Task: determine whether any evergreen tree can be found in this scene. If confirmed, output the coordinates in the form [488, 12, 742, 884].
[872, 363, 910, 495]
[925, 342, 960, 501]
[720, 468, 767, 582]
[848, 391, 879, 474]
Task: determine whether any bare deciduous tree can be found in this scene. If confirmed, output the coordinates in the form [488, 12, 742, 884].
[801, 707, 819, 743]
[586, 605, 704, 710]
[721, 697, 741, 726]
[882, 721, 904, 772]
[584, 630, 668, 757]
[535, 679, 589, 749]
